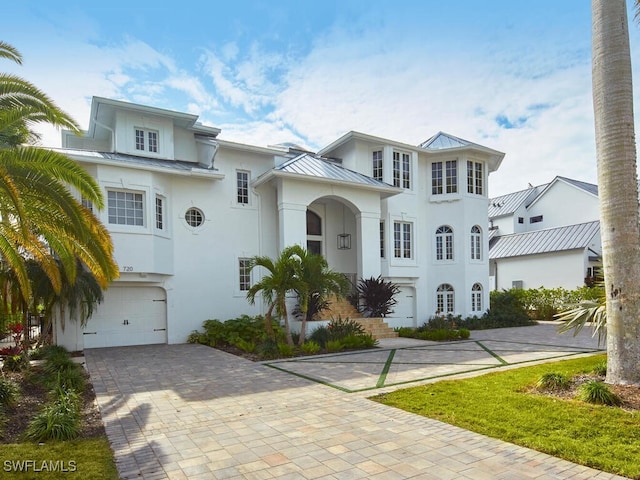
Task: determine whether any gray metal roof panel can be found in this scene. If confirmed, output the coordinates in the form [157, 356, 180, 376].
[419, 131, 471, 150]
[557, 176, 599, 196]
[489, 221, 600, 259]
[488, 187, 543, 218]
[54, 148, 216, 173]
[275, 153, 394, 188]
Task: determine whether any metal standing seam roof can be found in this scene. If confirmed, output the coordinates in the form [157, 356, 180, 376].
[555, 176, 599, 196]
[419, 131, 474, 150]
[488, 186, 545, 218]
[274, 153, 397, 189]
[54, 148, 219, 175]
[489, 221, 600, 259]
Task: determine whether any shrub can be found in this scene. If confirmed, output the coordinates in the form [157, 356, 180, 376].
[458, 328, 471, 339]
[3, 354, 28, 372]
[202, 319, 226, 346]
[395, 327, 415, 338]
[309, 326, 330, 348]
[482, 289, 536, 328]
[357, 276, 400, 317]
[578, 380, 621, 406]
[277, 343, 294, 357]
[327, 317, 365, 340]
[234, 338, 257, 353]
[25, 390, 81, 441]
[258, 339, 280, 360]
[592, 361, 607, 377]
[0, 378, 19, 408]
[536, 372, 570, 392]
[300, 341, 321, 354]
[326, 339, 344, 353]
[187, 330, 207, 344]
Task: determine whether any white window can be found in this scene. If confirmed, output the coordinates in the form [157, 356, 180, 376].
[436, 284, 455, 314]
[436, 225, 454, 261]
[393, 151, 411, 189]
[107, 190, 144, 226]
[372, 150, 383, 181]
[470, 225, 482, 260]
[431, 162, 443, 194]
[380, 221, 385, 258]
[471, 283, 483, 312]
[445, 160, 457, 193]
[393, 221, 412, 259]
[135, 128, 159, 153]
[81, 197, 93, 213]
[239, 258, 251, 291]
[467, 161, 484, 195]
[155, 196, 164, 230]
[185, 207, 204, 227]
[237, 171, 249, 205]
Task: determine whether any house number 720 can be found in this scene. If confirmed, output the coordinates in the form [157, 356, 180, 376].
[122, 266, 134, 272]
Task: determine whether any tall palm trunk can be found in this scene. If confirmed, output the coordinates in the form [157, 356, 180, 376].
[592, 0, 640, 385]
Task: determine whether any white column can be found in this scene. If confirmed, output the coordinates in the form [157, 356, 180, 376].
[357, 211, 382, 280]
[278, 201, 307, 251]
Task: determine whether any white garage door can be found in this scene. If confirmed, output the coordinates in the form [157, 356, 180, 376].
[386, 286, 416, 329]
[83, 287, 167, 348]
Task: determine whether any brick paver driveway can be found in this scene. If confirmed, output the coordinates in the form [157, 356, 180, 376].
[85, 324, 625, 479]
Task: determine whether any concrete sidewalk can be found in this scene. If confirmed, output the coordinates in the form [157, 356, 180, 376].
[85, 323, 625, 479]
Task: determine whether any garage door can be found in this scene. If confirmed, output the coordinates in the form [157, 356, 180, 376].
[386, 286, 415, 329]
[83, 287, 167, 348]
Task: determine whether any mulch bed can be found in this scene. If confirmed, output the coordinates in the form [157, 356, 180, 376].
[0, 365, 105, 444]
[533, 374, 640, 411]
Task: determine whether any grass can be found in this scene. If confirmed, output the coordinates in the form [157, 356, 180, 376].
[371, 354, 640, 479]
[1, 438, 118, 479]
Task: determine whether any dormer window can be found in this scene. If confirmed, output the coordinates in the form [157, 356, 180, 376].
[135, 128, 159, 153]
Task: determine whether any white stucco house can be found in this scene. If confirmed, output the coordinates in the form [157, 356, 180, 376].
[488, 176, 601, 291]
[55, 96, 504, 350]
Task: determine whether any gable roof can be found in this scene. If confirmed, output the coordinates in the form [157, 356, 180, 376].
[254, 153, 402, 196]
[488, 186, 545, 219]
[556, 176, 598, 196]
[489, 221, 600, 259]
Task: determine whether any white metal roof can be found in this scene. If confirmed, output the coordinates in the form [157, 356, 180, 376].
[488, 186, 545, 218]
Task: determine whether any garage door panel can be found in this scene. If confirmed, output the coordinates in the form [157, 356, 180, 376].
[83, 287, 167, 348]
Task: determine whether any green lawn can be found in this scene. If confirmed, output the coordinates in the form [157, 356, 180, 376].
[371, 354, 640, 479]
[1, 438, 118, 479]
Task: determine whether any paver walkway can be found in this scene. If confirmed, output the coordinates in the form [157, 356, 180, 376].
[85, 323, 627, 479]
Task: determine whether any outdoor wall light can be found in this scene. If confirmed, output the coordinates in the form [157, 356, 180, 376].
[337, 233, 351, 250]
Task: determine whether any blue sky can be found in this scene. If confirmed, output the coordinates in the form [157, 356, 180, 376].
[3, 1, 640, 196]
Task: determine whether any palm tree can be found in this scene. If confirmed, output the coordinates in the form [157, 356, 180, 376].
[287, 245, 350, 346]
[246, 246, 302, 346]
[591, 0, 640, 385]
[0, 41, 118, 345]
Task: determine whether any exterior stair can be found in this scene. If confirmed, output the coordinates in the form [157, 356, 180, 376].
[319, 296, 398, 339]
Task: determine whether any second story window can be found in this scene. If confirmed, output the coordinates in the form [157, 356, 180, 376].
[467, 161, 483, 195]
[432, 162, 443, 194]
[108, 190, 144, 226]
[445, 160, 458, 193]
[436, 225, 454, 261]
[237, 171, 249, 205]
[530, 215, 543, 224]
[393, 221, 412, 259]
[372, 150, 383, 181]
[135, 128, 159, 153]
[393, 151, 411, 189]
[155, 196, 164, 230]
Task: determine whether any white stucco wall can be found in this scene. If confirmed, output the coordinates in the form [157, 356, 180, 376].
[526, 180, 599, 230]
[493, 250, 588, 291]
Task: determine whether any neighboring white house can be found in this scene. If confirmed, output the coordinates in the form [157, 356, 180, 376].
[488, 176, 601, 291]
[55, 96, 504, 350]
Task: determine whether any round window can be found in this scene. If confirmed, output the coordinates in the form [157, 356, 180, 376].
[185, 207, 204, 227]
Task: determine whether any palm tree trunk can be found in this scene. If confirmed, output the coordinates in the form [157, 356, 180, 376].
[592, 0, 640, 385]
[264, 303, 275, 341]
[280, 299, 294, 346]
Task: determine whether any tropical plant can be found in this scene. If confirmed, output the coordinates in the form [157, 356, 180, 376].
[536, 372, 570, 392]
[356, 276, 399, 317]
[555, 283, 607, 346]
[0, 41, 118, 348]
[246, 246, 302, 345]
[590, 0, 640, 385]
[578, 380, 621, 406]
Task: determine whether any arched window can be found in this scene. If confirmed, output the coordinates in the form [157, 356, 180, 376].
[436, 283, 455, 314]
[306, 210, 322, 255]
[470, 225, 482, 260]
[471, 283, 483, 312]
[436, 226, 454, 261]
